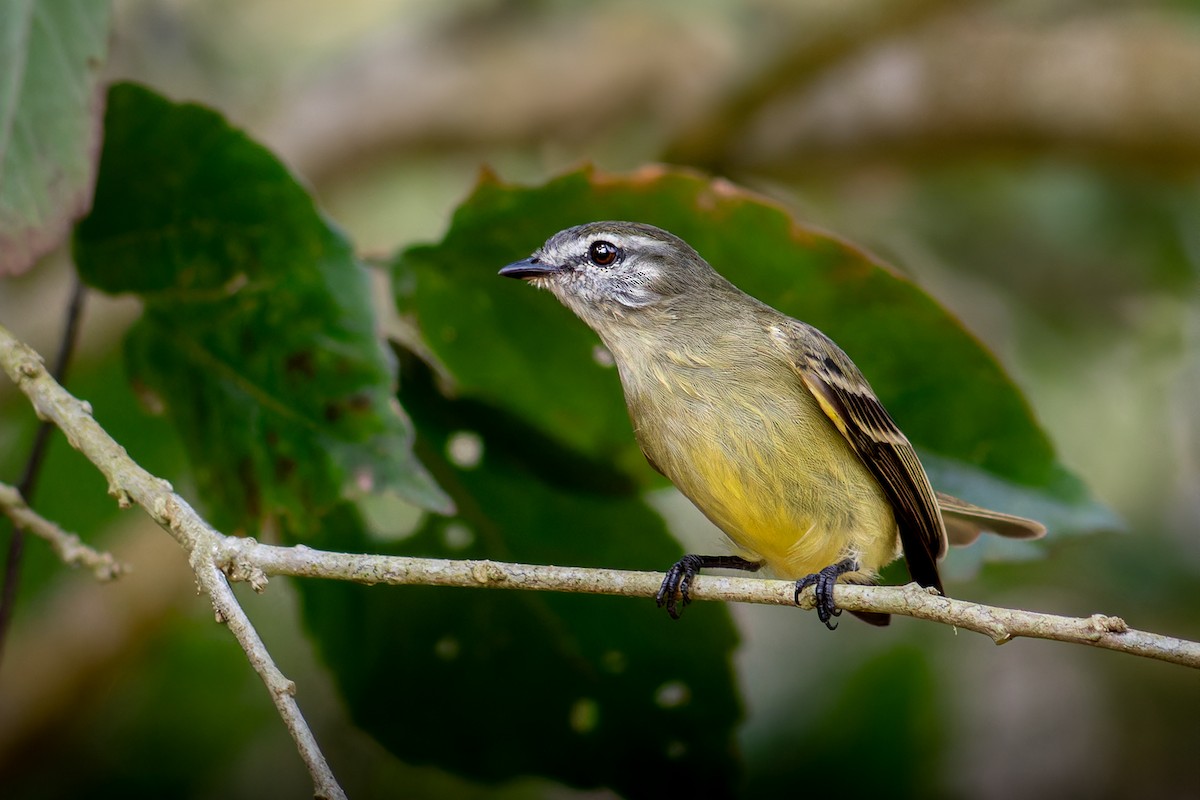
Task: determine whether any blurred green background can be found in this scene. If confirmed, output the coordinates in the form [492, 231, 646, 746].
[2, 0, 1199, 797]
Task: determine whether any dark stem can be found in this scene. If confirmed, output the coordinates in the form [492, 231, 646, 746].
[0, 277, 88, 667]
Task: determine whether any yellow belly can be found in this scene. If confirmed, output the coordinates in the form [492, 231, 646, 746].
[629, 365, 900, 581]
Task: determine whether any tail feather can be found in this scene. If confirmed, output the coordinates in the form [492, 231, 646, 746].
[936, 491, 1046, 546]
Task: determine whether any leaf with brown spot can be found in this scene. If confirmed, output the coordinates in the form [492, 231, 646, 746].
[75, 83, 451, 534]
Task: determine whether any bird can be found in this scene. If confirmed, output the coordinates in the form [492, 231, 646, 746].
[499, 221, 1045, 628]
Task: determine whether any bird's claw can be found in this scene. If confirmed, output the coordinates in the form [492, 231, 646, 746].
[656, 555, 704, 619]
[794, 558, 858, 630]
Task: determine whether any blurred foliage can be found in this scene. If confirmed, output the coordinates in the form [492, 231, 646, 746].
[3, 1, 1200, 799]
[0, 0, 109, 276]
[743, 644, 944, 797]
[4, 610, 276, 799]
[905, 165, 1199, 318]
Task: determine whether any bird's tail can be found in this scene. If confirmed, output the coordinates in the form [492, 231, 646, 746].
[936, 491, 1046, 546]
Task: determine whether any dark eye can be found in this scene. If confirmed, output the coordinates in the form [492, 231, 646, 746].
[588, 240, 619, 267]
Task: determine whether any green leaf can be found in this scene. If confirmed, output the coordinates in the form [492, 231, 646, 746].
[0, 0, 109, 275]
[74, 82, 450, 533]
[296, 353, 743, 799]
[395, 165, 1113, 533]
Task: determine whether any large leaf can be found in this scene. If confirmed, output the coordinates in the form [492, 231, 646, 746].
[296, 353, 743, 798]
[395, 165, 1114, 534]
[0, 0, 109, 275]
[74, 83, 450, 533]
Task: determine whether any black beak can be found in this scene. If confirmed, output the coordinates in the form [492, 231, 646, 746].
[498, 257, 560, 280]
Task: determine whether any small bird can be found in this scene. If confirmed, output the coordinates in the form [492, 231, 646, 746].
[500, 222, 1045, 628]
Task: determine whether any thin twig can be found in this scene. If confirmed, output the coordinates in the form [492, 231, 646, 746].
[220, 538, 1200, 671]
[0, 481, 127, 580]
[0, 322, 347, 800]
[190, 542, 345, 799]
[0, 277, 87, 666]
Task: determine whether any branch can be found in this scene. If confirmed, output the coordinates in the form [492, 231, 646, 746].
[0, 481, 127, 581]
[0, 323, 347, 800]
[220, 539, 1200, 671]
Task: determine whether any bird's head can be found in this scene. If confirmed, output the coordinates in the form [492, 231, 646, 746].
[499, 221, 719, 329]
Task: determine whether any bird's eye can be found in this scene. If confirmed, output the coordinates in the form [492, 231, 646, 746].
[588, 240, 619, 267]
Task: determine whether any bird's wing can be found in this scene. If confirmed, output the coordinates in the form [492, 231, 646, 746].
[775, 321, 947, 593]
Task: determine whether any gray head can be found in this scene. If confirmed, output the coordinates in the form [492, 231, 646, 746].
[498, 222, 724, 326]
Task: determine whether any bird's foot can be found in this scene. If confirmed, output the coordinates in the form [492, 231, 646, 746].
[794, 558, 859, 630]
[656, 555, 762, 619]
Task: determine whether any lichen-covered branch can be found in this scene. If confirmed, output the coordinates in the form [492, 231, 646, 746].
[221, 537, 1200, 670]
[0, 323, 346, 800]
[0, 481, 127, 581]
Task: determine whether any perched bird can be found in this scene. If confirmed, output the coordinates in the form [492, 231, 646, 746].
[500, 222, 1045, 628]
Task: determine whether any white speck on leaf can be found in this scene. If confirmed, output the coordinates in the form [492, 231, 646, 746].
[446, 431, 484, 469]
[655, 680, 690, 708]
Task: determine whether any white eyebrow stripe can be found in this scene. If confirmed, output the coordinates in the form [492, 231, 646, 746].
[617, 234, 672, 252]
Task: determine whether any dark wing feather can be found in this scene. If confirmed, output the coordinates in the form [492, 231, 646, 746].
[780, 322, 947, 594]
